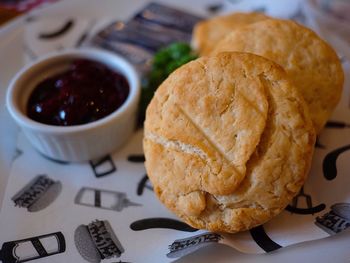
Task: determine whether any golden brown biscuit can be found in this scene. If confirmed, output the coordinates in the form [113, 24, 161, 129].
[213, 19, 344, 133]
[192, 12, 269, 56]
[144, 52, 316, 233]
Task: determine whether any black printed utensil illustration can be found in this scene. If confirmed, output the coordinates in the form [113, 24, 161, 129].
[75, 187, 141, 211]
[325, 120, 350, 129]
[323, 144, 350, 180]
[130, 218, 197, 232]
[167, 233, 222, 258]
[127, 154, 145, 163]
[38, 19, 74, 39]
[75, 220, 124, 263]
[249, 225, 282, 252]
[39, 153, 70, 165]
[0, 232, 65, 263]
[315, 203, 350, 235]
[90, 155, 116, 178]
[12, 175, 62, 212]
[286, 186, 326, 215]
[136, 174, 153, 196]
[126, 155, 153, 196]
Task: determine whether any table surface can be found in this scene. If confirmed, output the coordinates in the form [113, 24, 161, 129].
[0, 1, 349, 262]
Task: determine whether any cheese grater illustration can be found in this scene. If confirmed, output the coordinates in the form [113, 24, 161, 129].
[74, 220, 124, 263]
[315, 203, 350, 235]
[167, 233, 222, 258]
[12, 175, 62, 212]
[74, 187, 141, 212]
[0, 232, 65, 263]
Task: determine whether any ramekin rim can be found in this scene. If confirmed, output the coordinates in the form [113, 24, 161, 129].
[6, 48, 141, 135]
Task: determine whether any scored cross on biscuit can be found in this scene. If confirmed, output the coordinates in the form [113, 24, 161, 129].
[144, 52, 316, 233]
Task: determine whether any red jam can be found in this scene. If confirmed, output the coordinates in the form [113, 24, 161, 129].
[27, 59, 129, 126]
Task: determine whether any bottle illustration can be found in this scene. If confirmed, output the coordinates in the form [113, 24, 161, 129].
[12, 175, 62, 212]
[74, 187, 141, 212]
[0, 232, 65, 263]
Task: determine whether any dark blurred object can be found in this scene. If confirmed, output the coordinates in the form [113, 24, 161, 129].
[206, 3, 223, 14]
[0, 0, 23, 3]
[90, 2, 202, 76]
[0, 0, 59, 25]
[0, 0, 59, 11]
[0, 6, 20, 25]
[89, 3, 202, 125]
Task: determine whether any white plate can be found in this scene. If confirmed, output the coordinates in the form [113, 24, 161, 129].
[0, 0, 349, 262]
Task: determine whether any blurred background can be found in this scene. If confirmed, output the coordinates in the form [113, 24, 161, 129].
[1, 0, 350, 44]
[0, 0, 58, 25]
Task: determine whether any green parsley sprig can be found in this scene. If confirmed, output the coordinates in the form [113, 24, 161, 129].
[138, 42, 197, 124]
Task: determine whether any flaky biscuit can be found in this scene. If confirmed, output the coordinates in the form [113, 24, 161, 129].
[192, 12, 269, 56]
[213, 19, 344, 133]
[144, 52, 316, 233]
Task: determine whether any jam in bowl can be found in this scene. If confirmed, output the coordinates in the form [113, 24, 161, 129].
[27, 59, 130, 126]
[6, 49, 140, 162]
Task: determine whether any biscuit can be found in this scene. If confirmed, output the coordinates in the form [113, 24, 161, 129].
[213, 19, 344, 133]
[192, 12, 269, 56]
[143, 52, 316, 233]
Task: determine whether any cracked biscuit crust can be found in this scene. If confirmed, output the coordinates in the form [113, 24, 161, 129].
[192, 12, 269, 56]
[143, 52, 316, 233]
[213, 19, 344, 133]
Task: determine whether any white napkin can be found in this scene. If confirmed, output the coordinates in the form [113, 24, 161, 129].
[1, 80, 350, 261]
[1, 5, 350, 261]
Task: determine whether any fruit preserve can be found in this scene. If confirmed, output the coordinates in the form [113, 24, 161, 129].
[27, 59, 129, 126]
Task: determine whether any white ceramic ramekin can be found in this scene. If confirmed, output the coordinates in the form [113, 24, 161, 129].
[6, 48, 140, 162]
